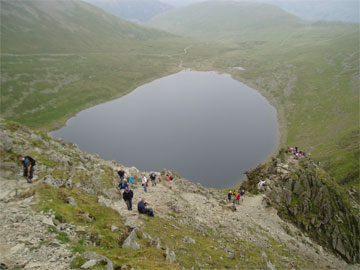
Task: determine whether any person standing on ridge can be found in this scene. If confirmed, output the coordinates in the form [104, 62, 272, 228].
[123, 187, 133, 210]
[17, 155, 35, 183]
[117, 168, 126, 182]
[240, 189, 245, 202]
[228, 191, 233, 202]
[236, 191, 241, 205]
[118, 179, 129, 194]
[167, 174, 173, 189]
[128, 175, 134, 184]
[150, 172, 157, 186]
[142, 174, 148, 192]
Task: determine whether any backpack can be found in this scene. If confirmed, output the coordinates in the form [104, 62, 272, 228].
[25, 156, 36, 166]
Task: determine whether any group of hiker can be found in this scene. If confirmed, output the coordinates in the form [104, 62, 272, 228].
[227, 189, 245, 211]
[286, 146, 306, 159]
[15, 153, 170, 217]
[116, 168, 175, 217]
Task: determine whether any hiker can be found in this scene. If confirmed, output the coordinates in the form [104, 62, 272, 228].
[117, 168, 126, 182]
[228, 191, 233, 202]
[232, 200, 237, 211]
[167, 174, 173, 189]
[118, 180, 129, 194]
[17, 155, 35, 183]
[258, 180, 266, 191]
[149, 172, 157, 186]
[240, 189, 245, 202]
[123, 187, 133, 210]
[128, 175, 134, 184]
[137, 199, 154, 217]
[236, 191, 241, 204]
[142, 174, 148, 192]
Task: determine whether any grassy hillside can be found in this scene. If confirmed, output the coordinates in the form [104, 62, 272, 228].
[0, 0, 192, 129]
[1, 0, 359, 187]
[1, 0, 173, 53]
[148, 1, 304, 40]
[84, 0, 173, 22]
[148, 1, 360, 187]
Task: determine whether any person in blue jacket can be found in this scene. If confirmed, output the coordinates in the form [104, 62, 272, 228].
[123, 187, 133, 210]
[137, 199, 154, 217]
[118, 180, 129, 194]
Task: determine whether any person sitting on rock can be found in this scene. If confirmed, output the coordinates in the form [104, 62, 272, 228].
[123, 187, 133, 210]
[137, 199, 154, 217]
[17, 155, 35, 183]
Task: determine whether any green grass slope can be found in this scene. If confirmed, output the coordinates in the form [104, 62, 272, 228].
[0, 0, 192, 129]
[148, 1, 360, 187]
[148, 1, 304, 40]
[1, 0, 172, 53]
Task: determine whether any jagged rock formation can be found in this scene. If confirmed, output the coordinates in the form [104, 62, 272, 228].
[242, 151, 360, 263]
[0, 119, 358, 269]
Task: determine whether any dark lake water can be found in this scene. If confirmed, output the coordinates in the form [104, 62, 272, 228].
[51, 70, 279, 188]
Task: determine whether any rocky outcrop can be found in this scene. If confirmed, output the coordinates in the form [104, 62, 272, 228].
[122, 229, 140, 250]
[82, 251, 113, 270]
[243, 150, 360, 263]
[0, 197, 73, 269]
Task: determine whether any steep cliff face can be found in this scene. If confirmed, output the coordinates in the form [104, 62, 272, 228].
[0, 119, 357, 269]
[242, 151, 360, 263]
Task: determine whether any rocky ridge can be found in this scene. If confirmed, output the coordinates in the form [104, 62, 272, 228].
[242, 151, 360, 263]
[0, 119, 358, 269]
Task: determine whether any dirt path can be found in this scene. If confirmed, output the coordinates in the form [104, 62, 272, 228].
[97, 177, 351, 269]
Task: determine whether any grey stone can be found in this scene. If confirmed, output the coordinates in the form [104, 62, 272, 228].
[150, 237, 161, 248]
[183, 236, 196, 245]
[67, 197, 77, 207]
[122, 229, 140, 250]
[42, 216, 54, 226]
[75, 226, 87, 233]
[111, 225, 118, 232]
[81, 259, 97, 269]
[261, 251, 276, 270]
[83, 251, 113, 270]
[165, 247, 176, 263]
[335, 238, 346, 257]
[2, 135, 13, 151]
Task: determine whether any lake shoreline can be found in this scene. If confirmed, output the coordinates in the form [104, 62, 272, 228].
[50, 68, 282, 189]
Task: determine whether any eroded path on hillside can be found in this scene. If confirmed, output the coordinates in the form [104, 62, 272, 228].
[0, 178, 73, 269]
[97, 175, 350, 270]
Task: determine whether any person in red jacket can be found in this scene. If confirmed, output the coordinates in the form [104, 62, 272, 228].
[236, 191, 241, 204]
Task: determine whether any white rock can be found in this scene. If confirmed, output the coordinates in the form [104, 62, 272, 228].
[81, 259, 97, 269]
[42, 216, 54, 227]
